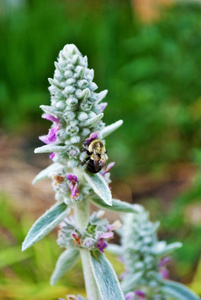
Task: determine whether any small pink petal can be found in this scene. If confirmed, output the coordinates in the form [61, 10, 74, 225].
[96, 238, 108, 253]
[135, 290, 146, 297]
[100, 232, 113, 239]
[100, 102, 107, 111]
[125, 292, 135, 300]
[66, 174, 78, 182]
[86, 132, 98, 144]
[42, 113, 59, 123]
[102, 162, 115, 176]
[49, 152, 55, 159]
[159, 257, 171, 267]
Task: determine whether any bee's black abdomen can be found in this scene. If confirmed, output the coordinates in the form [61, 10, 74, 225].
[87, 159, 101, 173]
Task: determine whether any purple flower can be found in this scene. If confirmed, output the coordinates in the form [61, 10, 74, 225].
[135, 290, 146, 298]
[106, 220, 121, 231]
[100, 102, 107, 112]
[159, 257, 171, 279]
[101, 162, 115, 176]
[159, 257, 171, 267]
[125, 292, 135, 300]
[100, 232, 114, 239]
[67, 174, 79, 199]
[67, 174, 78, 182]
[125, 291, 146, 300]
[160, 268, 169, 279]
[96, 232, 113, 253]
[42, 113, 59, 123]
[39, 114, 60, 145]
[85, 132, 98, 144]
[96, 238, 108, 253]
[39, 123, 59, 144]
[49, 152, 55, 160]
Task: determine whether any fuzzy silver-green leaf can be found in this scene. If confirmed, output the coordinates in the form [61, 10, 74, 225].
[151, 242, 182, 257]
[91, 197, 143, 213]
[82, 113, 104, 127]
[22, 203, 70, 251]
[90, 251, 124, 300]
[161, 280, 200, 300]
[34, 145, 67, 154]
[32, 163, 63, 184]
[101, 120, 123, 138]
[50, 248, 80, 286]
[83, 172, 112, 206]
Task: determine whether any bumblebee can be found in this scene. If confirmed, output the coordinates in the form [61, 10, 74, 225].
[81, 138, 107, 173]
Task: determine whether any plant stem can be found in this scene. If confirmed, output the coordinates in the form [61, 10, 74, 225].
[74, 198, 100, 300]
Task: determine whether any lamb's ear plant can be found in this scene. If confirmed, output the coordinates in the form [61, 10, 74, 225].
[108, 207, 200, 300]
[22, 44, 200, 300]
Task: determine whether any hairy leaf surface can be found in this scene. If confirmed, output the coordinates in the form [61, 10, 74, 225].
[83, 113, 104, 127]
[101, 120, 123, 138]
[90, 251, 124, 300]
[84, 172, 112, 206]
[32, 163, 63, 184]
[162, 280, 200, 300]
[22, 203, 70, 251]
[34, 145, 67, 154]
[91, 197, 143, 213]
[50, 248, 80, 285]
[151, 242, 182, 257]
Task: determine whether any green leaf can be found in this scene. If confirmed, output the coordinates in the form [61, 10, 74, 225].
[101, 120, 123, 138]
[90, 251, 124, 300]
[91, 197, 144, 213]
[32, 163, 63, 184]
[82, 113, 104, 127]
[83, 172, 112, 206]
[162, 280, 200, 300]
[34, 144, 67, 154]
[22, 203, 70, 251]
[50, 248, 80, 285]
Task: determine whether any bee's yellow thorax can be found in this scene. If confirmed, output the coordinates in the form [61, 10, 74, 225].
[88, 139, 104, 153]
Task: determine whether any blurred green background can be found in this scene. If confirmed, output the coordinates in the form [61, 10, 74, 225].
[1, 0, 201, 299]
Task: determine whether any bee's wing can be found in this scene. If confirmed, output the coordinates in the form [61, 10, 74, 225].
[91, 147, 101, 171]
[100, 154, 107, 168]
[92, 151, 101, 172]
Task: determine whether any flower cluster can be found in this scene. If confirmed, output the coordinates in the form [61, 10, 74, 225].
[39, 44, 108, 168]
[57, 211, 120, 253]
[50, 172, 82, 203]
[32, 44, 121, 207]
[109, 206, 182, 299]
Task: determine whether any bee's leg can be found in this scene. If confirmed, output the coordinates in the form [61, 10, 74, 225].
[80, 156, 90, 166]
[81, 148, 86, 152]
